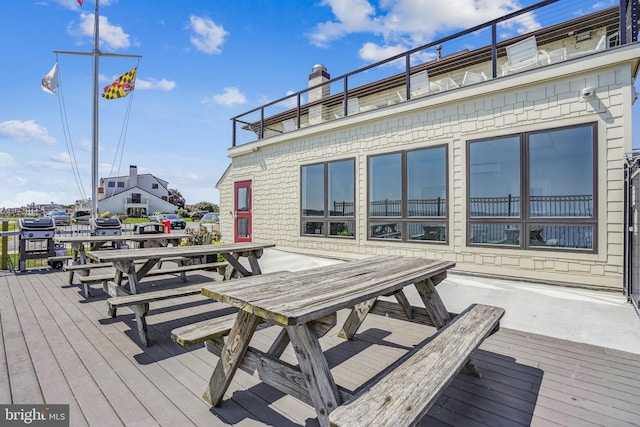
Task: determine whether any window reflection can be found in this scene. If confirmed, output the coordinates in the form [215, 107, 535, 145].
[369, 153, 402, 217]
[529, 127, 593, 217]
[301, 159, 355, 238]
[329, 160, 354, 216]
[469, 137, 520, 217]
[368, 147, 448, 243]
[467, 123, 596, 251]
[302, 163, 324, 216]
[407, 147, 446, 217]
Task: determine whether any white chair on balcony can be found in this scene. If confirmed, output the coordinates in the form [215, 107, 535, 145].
[409, 70, 439, 98]
[282, 118, 296, 133]
[335, 97, 361, 119]
[433, 76, 459, 91]
[501, 36, 550, 76]
[462, 71, 488, 86]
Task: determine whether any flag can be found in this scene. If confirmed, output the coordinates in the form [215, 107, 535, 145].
[102, 68, 137, 100]
[77, 0, 83, 5]
[41, 63, 59, 95]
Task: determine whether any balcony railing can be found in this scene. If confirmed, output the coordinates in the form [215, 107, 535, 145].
[231, 0, 636, 147]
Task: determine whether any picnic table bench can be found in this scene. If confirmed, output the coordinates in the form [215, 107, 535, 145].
[77, 260, 226, 299]
[88, 242, 276, 346]
[191, 256, 502, 427]
[328, 303, 504, 427]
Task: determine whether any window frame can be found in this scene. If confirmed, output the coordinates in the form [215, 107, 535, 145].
[466, 122, 598, 252]
[300, 158, 356, 238]
[366, 144, 449, 244]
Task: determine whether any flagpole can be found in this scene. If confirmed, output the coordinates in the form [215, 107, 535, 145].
[91, 0, 99, 218]
[52, 0, 141, 219]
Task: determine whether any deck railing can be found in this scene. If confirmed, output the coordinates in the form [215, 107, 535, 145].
[231, 0, 635, 147]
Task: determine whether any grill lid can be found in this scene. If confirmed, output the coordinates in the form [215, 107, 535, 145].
[90, 217, 122, 229]
[19, 217, 55, 231]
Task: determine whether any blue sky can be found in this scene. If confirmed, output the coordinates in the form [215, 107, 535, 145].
[0, 0, 630, 209]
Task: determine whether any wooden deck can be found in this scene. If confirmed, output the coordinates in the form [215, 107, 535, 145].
[1, 267, 639, 427]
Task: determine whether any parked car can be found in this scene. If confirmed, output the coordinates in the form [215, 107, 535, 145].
[155, 213, 187, 229]
[190, 210, 209, 220]
[46, 210, 70, 226]
[200, 212, 220, 232]
[71, 210, 91, 224]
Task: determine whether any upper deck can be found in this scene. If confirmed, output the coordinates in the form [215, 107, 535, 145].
[230, 0, 637, 148]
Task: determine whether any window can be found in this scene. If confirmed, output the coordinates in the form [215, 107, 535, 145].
[152, 183, 159, 189]
[107, 181, 115, 187]
[368, 145, 448, 242]
[117, 181, 124, 188]
[301, 159, 355, 237]
[467, 123, 596, 251]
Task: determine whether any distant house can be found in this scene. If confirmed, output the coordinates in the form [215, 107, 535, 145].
[217, 2, 640, 291]
[97, 165, 178, 217]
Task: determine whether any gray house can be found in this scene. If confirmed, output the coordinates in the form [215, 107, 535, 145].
[97, 165, 178, 216]
[217, 1, 640, 290]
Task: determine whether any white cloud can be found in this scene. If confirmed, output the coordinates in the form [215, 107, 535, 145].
[308, 0, 537, 62]
[73, 13, 130, 50]
[0, 120, 56, 145]
[188, 15, 228, 54]
[358, 42, 408, 63]
[202, 87, 247, 106]
[0, 152, 16, 169]
[308, 0, 383, 48]
[136, 77, 176, 91]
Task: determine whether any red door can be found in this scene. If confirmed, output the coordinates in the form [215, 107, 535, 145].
[234, 180, 252, 242]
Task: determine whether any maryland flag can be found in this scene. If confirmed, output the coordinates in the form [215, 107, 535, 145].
[102, 68, 137, 100]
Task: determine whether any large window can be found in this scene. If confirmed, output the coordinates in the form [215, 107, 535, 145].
[467, 123, 596, 251]
[301, 159, 355, 237]
[368, 145, 448, 242]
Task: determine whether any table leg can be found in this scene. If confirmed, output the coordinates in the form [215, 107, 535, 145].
[221, 252, 251, 279]
[415, 277, 452, 329]
[338, 298, 376, 339]
[286, 323, 340, 427]
[203, 310, 261, 407]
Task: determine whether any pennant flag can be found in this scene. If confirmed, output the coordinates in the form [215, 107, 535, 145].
[77, 0, 83, 5]
[41, 62, 59, 95]
[102, 68, 137, 100]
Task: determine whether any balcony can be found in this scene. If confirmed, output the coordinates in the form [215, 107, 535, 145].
[231, 0, 636, 147]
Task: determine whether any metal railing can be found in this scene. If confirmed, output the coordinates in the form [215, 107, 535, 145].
[231, 0, 633, 147]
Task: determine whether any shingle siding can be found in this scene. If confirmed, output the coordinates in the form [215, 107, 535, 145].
[219, 62, 634, 289]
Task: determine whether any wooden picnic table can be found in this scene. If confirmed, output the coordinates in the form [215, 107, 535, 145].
[55, 233, 189, 264]
[87, 242, 276, 297]
[199, 256, 463, 427]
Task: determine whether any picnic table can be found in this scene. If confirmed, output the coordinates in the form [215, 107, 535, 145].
[87, 242, 275, 296]
[55, 233, 188, 264]
[195, 256, 504, 427]
[88, 242, 276, 346]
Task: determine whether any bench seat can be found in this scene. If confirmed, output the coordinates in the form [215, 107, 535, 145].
[76, 262, 227, 299]
[107, 284, 210, 347]
[328, 303, 504, 427]
[171, 313, 238, 346]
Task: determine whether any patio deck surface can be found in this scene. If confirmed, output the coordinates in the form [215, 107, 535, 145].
[1, 256, 639, 426]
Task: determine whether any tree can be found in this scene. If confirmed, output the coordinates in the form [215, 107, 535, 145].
[168, 188, 185, 208]
[193, 201, 219, 213]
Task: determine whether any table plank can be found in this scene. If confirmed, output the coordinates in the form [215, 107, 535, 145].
[202, 257, 454, 326]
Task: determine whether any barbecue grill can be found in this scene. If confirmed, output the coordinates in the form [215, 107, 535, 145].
[90, 217, 122, 236]
[18, 217, 56, 271]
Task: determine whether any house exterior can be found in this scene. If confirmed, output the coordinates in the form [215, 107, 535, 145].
[217, 2, 640, 290]
[97, 165, 178, 216]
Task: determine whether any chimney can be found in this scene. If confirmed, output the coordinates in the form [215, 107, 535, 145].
[129, 165, 138, 187]
[308, 64, 330, 125]
[308, 64, 330, 102]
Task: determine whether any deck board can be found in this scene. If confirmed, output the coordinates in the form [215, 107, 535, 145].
[1, 268, 639, 427]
